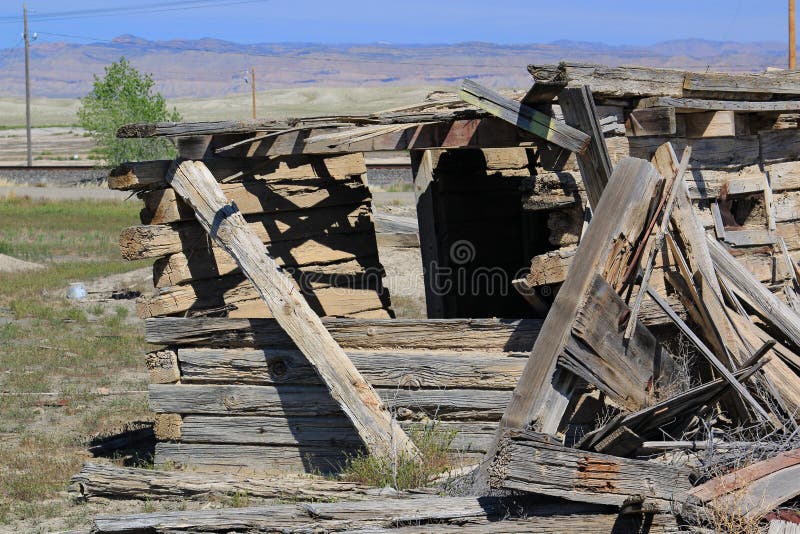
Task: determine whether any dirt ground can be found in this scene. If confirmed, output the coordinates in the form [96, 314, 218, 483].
[0, 127, 100, 166]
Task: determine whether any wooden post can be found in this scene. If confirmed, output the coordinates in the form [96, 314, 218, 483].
[792, 0, 797, 69]
[166, 160, 418, 458]
[23, 3, 32, 167]
[411, 150, 445, 318]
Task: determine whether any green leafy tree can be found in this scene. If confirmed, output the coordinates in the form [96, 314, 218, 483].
[78, 57, 181, 168]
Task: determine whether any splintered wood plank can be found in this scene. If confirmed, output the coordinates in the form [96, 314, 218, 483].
[498, 157, 663, 435]
[144, 316, 542, 351]
[459, 79, 590, 154]
[557, 86, 614, 208]
[165, 160, 416, 457]
[561, 275, 674, 412]
[489, 430, 692, 509]
[107, 153, 367, 191]
[709, 236, 800, 350]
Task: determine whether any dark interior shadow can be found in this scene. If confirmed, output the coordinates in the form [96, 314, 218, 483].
[88, 421, 155, 467]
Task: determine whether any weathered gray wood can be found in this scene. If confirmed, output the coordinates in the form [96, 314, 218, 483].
[638, 96, 800, 113]
[689, 449, 800, 520]
[562, 275, 674, 412]
[89, 495, 557, 533]
[166, 160, 415, 457]
[578, 361, 768, 454]
[411, 150, 445, 318]
[176, 347, 527, 389]
[119, 206, 375, 261]
[529, 63, 687, 98]
[173, 416, 496, 452]
[109, 154, 367, 191]
[498, 157, 662, 436]
[557, 86, 614, 208]
[629, 135, 760, 169]
[141, 176, 370, 225]
[489, 430, 692, 509]
[144, 317, 542, 351]
[709, 236, 800, 350]
[684, 71, 800, 95]
[148, 383, 511, 421]
[627, 107, 676, 136]
[70, 462, 370, 502]
[459, 79, 590, 154]
[153, 444, 487, 476]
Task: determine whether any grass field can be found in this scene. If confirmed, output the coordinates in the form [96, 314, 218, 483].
[0, 197, 153, 530]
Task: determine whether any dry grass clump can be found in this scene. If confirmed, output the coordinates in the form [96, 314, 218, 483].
[340, 421, 457, 491]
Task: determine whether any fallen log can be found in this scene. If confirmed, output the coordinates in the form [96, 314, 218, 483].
[70, 462, 370, 502]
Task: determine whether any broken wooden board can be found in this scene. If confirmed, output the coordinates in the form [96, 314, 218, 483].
[166, 160, 416, 458]
[557, 85, 614, 208]
[489, 430, 692, 509]
[497, 157, 663, 435]
[459, 79, 590, 154]
[688, 449, 800, 521]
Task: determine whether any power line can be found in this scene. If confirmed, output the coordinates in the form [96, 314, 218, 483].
[0, 0, 275, 23]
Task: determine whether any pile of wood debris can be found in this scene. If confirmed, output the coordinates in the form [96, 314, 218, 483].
[72, 64, 800, 533]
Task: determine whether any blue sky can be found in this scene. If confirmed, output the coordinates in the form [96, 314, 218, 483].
[0, 0, 787, 49]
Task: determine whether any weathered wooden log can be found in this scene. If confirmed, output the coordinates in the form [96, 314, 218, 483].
[489, 430, 692, 509]
[137, 277, 389, 319]
[143, 317, 543, 351]
[638, 96, 800, 113]
[91, 495, 623, 533]
[119, 205, 374, 261]
[166, 160, 416, 458]
[148, 383, 511, 421]
[70, 462, 371, 502]
[174, 347, 527, 389]
[108, 153, 367, 191]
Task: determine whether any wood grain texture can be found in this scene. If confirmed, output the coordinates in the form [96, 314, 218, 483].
[176, 347, 527, 389]
[489, 430, 692, 509]
[108, 153, 367, 191]
[140, 177, 370, 225]
[148, 383, 511, 421]
[166, 160, 415, 458]
[144, 317, 542, 351]
[499, 157, 663, 435]
[70, 462, 371, 502]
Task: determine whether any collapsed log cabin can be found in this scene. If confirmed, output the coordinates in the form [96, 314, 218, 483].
[85, 62, 800, 531]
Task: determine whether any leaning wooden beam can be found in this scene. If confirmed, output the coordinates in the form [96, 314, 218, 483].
[489, 430, 692, 509]
[645, 286, 772, 423]
[166, 160, 417, 458]
[459, 79, 590, 154]
[557, 86, 614, 208]
[70, 462, 370, 502]
[708, 236, 800, 350]
[497, 157, 662, 436]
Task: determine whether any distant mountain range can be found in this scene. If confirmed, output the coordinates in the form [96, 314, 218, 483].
[0, 36, 790, 99]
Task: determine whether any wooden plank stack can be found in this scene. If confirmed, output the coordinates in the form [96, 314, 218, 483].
[84, 63, 800, 532]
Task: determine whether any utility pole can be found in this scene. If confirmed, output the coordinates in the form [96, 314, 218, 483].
[23, 3, 32, 166]
[250, 66, 256, 119]
[792, 0, 797, 69]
